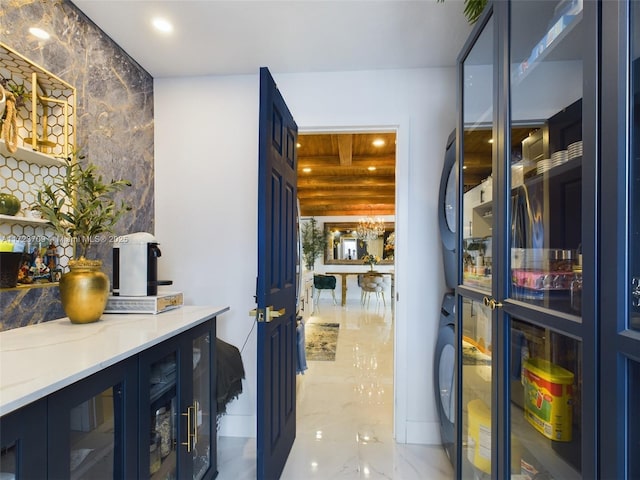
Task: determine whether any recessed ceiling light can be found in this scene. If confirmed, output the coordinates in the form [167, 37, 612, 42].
[488, 138, 493, 143]
[462, 165, 468, 170]
[152, 17, 174, 34]
[368, 166, 376, 171]
[29, 27, 50, 40]
[302, 167, 312, 173]
[372, 139, 385, 147]
[297, 143, 301, 148]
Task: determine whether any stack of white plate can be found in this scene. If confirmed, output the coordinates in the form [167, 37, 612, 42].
[537, 158, 552, 174]
[551, 149, 568, 168]
[568, 140, 583, 160]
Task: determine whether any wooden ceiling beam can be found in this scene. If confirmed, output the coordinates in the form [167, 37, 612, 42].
[298, 175, 396, 187]
[298, 154, 396, 167]
[297, 187, 395, 197]
[298, 194, 395, 206]
[301, 204, 395, 217]
[298, 167, 395, 178]
[337, 134, 352, 166]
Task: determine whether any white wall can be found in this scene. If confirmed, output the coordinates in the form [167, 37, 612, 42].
[154, 67, 456, 444]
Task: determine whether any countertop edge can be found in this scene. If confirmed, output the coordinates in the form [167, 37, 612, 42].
[0, 305, 230, 416]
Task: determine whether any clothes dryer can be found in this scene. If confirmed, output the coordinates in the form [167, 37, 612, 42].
[434, 292, 456, 465]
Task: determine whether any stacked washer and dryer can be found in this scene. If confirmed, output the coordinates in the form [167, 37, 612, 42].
[434, 130, 457, 465]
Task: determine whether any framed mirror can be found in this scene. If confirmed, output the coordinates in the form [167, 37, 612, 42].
[324, 222, 395, 265]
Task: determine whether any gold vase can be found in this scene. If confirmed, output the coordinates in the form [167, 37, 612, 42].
[59, 257, 109, 324]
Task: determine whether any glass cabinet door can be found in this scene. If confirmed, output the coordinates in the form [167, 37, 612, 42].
[509, 0, 584, 315]
[611, 1, 640, 477]
[47, 361, 137, 479]
[459, 9, 496, 480]
[460, 298, 493, 479]
[148, 350, 178, 479]
[191, 331, 213, 480]
[628, 4, 640, 475]
[507, 1, 585, 477]
[510, 319, 582, 479]
[140, 321, 216, 480]
[462, 13, 494, 292]
[0, 400, 47, 478]
[68, 386, 120, 479]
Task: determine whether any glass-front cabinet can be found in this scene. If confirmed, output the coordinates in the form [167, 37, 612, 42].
[457, 0, 597, 478]
[599, 1, 640, 478]
[458, 9, 497, 478]
[0, 314, 220, 480]
[139, 320, 216, 480]
[47, 360, 138, 478]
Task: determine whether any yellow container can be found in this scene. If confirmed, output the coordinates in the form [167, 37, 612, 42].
[467, 398, 523, 474]
[522, 358, 574, 442]
[467, 398, 492, 474]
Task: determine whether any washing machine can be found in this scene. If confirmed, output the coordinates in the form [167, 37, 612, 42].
[438, 129, 458, 290]
[434, 292, 456, 465]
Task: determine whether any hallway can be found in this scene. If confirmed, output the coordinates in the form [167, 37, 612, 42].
[216, 297, 454, 479]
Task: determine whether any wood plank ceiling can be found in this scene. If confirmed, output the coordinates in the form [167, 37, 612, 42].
[462, 127, 535, 191]
[296, 127, 534, 217]
[297, 132, 396, 217]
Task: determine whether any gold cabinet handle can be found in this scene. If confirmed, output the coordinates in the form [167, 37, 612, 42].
[181, 405, 195, 452]
[193, 400, 199, 446]
[483, 296, 503, 310]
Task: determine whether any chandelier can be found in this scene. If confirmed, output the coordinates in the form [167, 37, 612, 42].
[355, 216, 385, 241]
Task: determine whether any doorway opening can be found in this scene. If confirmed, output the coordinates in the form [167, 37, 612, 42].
[296, 128, 397, 436]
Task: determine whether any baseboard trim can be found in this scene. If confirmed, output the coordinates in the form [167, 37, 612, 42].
[404, 420, 442, 445]
[217, 414, 255, 437]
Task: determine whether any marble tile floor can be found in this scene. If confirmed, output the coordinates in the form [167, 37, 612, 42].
[217, 298, 454, 479]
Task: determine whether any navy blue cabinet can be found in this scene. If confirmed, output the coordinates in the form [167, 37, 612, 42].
[0, 318, 217, 480]
[47, 359, 138, 479]
[456, 1, 640, 478]
[138, 320, 217, 480]
[456, 1, 598, 478]
[0, 400, 47, 479]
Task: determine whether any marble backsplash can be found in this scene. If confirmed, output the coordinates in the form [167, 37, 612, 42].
[0, 0, 154, 330]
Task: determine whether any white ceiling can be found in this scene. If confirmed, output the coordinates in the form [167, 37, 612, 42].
[71, 0, 473, 78]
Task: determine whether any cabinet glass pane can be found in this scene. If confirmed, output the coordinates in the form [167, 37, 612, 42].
[462, 15, 494, 291]
[509, 0, 583, 315]
[192, 332, 212, 479]
[69, 386, 116, 479]
[630, 0, 640, 333]
[629, 360, 640, 478]
[461, 297, 492, 478]
[510, 318, 581, 479]
[149, 352, 177, 479]
[0, 441, 16, 475]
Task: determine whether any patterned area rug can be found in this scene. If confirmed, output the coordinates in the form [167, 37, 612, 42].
[305, 322, 340, 361]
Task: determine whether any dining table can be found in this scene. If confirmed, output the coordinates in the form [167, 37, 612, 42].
[326, 270, 394, 306]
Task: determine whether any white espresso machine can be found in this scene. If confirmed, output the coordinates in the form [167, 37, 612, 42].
[107, 232, 181, 313]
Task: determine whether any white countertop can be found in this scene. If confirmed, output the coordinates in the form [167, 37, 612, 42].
[0, 305, 230, 416]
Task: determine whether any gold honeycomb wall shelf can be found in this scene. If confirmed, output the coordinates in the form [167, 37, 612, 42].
[1, 42, 77, 288]
[0, 42, 76, 161]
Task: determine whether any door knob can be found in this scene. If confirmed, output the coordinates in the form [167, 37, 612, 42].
[483, 296, 503, 310]
[248, 306, 285, 322]
[267, 306, 286, 318]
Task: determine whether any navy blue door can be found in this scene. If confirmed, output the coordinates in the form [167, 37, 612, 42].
[256, 67, 298, 480]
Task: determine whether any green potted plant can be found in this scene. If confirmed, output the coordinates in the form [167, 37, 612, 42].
[437, 0, 487, 24]
[301, 217, 326, 270]
[36, 155, 131, 323]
